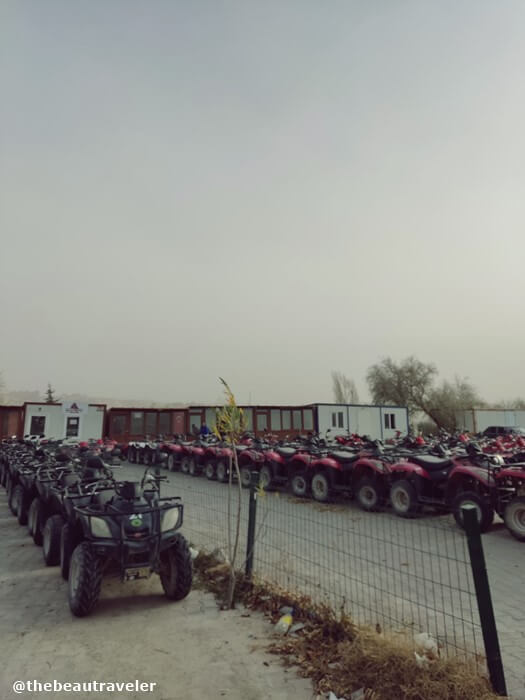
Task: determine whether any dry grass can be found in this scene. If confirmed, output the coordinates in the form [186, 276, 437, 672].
[193, 550, 504, 700]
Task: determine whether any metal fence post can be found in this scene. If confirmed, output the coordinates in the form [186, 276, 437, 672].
[462, 504, 507, 696]
[245, 470, 258, 578]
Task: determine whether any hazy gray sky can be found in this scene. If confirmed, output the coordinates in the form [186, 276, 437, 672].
[1, 0, 524, 406]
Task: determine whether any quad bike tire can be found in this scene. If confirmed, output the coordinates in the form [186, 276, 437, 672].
[216, 460, 229, 483]
[259, 465, 275, 491]
[60, 523, 75, 580]
[160, 534, 193, 601]
[290, 472, 309, 498]
[451, 490, 494, 534]
[503, 497, 525, 542]
[311, 472, 331, 503]
[204, 461, 216, 480]
[390, 480, 421, 518]
[167, 454, 176, 472]
[7, 477, 17, 515]
[189, 458, 200, 477]
[43, 514, 65, 566]
[240, 466, 253, 489]
[68, 542, 103, 617]
[29, 498, 45, 546]
[355, 476, 384, 512]
[180, 456, 191, 474]
[14, 485, 29, 525]
[127, 448, 135, 464]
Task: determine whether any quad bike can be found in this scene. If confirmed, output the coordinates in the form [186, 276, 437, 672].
[388, 444, 498, 532]
[66, 463, 192, 617]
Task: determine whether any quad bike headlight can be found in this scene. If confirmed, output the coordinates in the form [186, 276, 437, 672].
[161, 507, 181, 533]
[90, 516, 113, 538]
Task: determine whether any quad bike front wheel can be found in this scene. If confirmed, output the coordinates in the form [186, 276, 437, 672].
[290, 472, 309, 498]
[311, 472, 332, 503]
[451, 490, 494, 534]
[390, 480, 420, 518]
[68, 542, 103, 617]
[167, 453, 176, 471]
[43, 514, 64, 566]
[504, 497, 525, 542]
[60, 523, 75, 580]
[160, 534, 193, 601]
[180, 456, 191, 474]
[204, 461, 216, 480]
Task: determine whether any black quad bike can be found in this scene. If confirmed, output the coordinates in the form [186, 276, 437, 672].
[65, 462, 193, 617]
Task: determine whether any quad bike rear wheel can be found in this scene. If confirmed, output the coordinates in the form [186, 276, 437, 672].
[204, 461, 216, 480]
[311, 472, 331, 503]
[504, 497, 525, 542]
[451, 490, 494, 534]
[390, 480, 420, 518]
[14, 485, 28, 525]
[160, 534, 193, 601]
[43, 514, 65, 566]
[216, 460, 228, 483]
[167, 453, 176, 472]
[355, 476, 384, 512]
[7, 477, 17, 515]
[240, 466, 253, 488]
[68, 542, 103, 617]
[290, 472, 309, 498]
[189, 458, 200, 477]
[29, 498, 44, 545]
[259, 465, 275, 491]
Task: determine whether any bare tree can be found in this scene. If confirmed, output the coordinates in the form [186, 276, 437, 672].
[331, 371, 359, 404]
[366, 356, 437, 420]
[366, 356, 483, 431]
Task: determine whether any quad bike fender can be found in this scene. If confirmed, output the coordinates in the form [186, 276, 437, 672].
[351, 459, 389, 484]
[265, 450, 285, 464]
[390, 461, 430, 480]
[449, 465, 492, 488]
[289, 453, 312, 469]
[497, 466, 525, 482]
[311, 457, 341, 471]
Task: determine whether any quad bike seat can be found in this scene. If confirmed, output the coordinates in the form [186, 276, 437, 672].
[276, 447, 296, 457]
[408, 455, 453, 471]
[329, 451, 359, 464]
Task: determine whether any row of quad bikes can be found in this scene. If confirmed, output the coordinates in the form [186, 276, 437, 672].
[127, 431, 525, 539]
[0, 438, 193, 616]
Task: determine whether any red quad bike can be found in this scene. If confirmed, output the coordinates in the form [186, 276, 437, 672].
[388, 444, 497, 532]
[203, 441, 234, 482]
[306, 441, 361, 504]
[491, 460, 525, 542]
[165, 439, 185, 472]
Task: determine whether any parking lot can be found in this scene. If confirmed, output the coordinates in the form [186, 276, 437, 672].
[0, 490, 313, 700]
[117, 462, 525, 699]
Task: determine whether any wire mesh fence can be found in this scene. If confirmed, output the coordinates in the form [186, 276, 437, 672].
[165, 470, 483, 661]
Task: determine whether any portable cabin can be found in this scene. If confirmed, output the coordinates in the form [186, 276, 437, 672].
[312, 403, 409, 441]
[22, 402, 106, 441]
